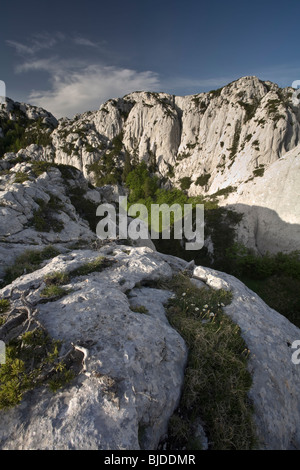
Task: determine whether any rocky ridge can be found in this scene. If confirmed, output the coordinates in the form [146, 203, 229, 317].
[1, 75, 299, 254]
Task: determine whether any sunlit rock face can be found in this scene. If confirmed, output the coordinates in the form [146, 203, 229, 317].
[1, 76, 300, 255]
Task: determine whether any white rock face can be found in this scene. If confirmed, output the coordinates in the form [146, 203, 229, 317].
[1, 76, 299, 254]
[11, 75, 298, 188]
[220, 146, 300, 253]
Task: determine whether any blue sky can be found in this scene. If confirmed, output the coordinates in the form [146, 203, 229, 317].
[1, 0, 300, 118]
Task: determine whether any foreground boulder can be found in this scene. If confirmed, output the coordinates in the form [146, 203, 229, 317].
[0, 245, 300, 449]
[0, 246, 187, 450]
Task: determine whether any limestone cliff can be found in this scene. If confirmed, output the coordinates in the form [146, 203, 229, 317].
[1, 75, 300, 255]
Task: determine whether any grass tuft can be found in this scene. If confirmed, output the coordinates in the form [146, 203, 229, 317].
[164, 273, 257, 450]
[2, 246, 60, 287]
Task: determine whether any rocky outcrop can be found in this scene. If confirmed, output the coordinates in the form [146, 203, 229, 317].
[0, 158, 98, 280]
[0, 246, 187, 450]
[0, 245, 300, 450]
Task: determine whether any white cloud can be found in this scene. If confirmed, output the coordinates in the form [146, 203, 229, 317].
[27, 63, 161, 118]
[7, 32, 161, 117]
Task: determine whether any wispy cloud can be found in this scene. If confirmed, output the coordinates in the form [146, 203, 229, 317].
[6, 32, 65, 56]
[27, 64, 160, 118]
[6, 40, 36, 55]
[73, 36, 103, 48]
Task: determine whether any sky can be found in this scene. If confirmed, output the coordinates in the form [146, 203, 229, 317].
[1, 0, 300, 118]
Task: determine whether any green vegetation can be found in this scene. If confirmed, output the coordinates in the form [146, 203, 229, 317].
[0, 299, 10, 314]
[265, 98, 286, 124]
[191, 96, 208, 114]
[123, 160, 300, 328]
[165, 273, 256, 450]
[0, 328, 74, 409]
[40, 285, 69, 300]
[44, 271, 70, 286]
[238, 99, 260, 122]
[266, 99, 281, 114]
[228, 121, 241, 162]
[1, 246, 60, 287]
[195, 173, 211, 187]
[226, 244, 300, 327]
[0, 112, 54, 157]
[14, 172, 30, 184]
[210, 185, 236, 198]
[68, 187, 99, 232]
[176, 152, 191, 161]
[86, 133, 124, 186]
[125, 161, 159, 202]
[179, 176, 192, 191]
[253, 167, 265, 177]
[124, 162, 242, 272]
[209, 87, 224, 98]
[68, 256, 115, 278]
[41, 272, 70, 300]
[86, 153, 122, 186]
[0, 299, 10, 326]
[31, 196, 65, 233]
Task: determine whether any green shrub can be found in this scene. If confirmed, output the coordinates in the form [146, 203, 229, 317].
[195, 173, 211, 186]
[68, 188, 99, 232]
[30, 161, 54, 177]
[0, 299, 10, 326]
[14, 172, 29, 183]
[179, 177, 192, 191]
[31, 196, 64, 233]
[229, 121, 241, 161]
[238, 100, 260, 122]
[176, 152, 191, 161]
[86, 153, 122, 187]
[209, 87, 223, 98]
[253, 167, 264, 177]
[0, 299, 10, 314]
[211, 186, 236, 198]
[125, 161, 159, 202]
[0, 328, 74, 409]
[0, 112, 55, 158]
